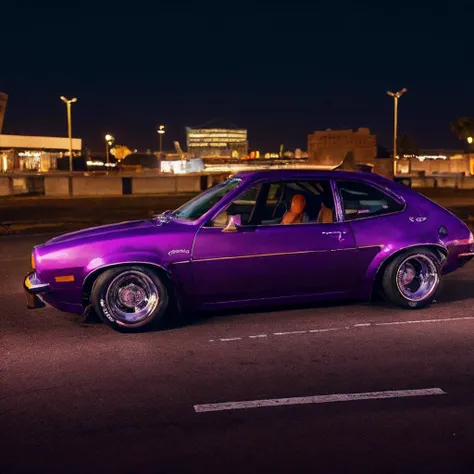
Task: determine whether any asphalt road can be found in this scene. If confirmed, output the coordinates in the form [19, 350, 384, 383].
[2, 234, 474, 474]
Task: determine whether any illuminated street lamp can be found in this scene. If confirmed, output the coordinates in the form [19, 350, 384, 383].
[105, 134, 114, 164]
[467, 136, 473, 144]
[386, 88, 407, 161]
[60, 96, 77, 173]
[157, 125, 166, 153]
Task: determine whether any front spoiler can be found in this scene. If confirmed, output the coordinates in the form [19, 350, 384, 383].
[24, 271, 49, 309]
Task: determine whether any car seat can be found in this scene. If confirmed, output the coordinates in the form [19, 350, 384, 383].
[282, 194, 306, 224]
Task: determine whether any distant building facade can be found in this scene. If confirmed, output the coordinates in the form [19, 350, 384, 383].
[395, 150, 474, 176]
[0, 134, 82, 172]
[308, 128, 377, 167]
[187, 125, 248, 159]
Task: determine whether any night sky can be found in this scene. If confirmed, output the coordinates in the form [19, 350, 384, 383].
[1, 4, 472, 153]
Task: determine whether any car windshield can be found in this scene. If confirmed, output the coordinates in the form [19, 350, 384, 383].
[172, 178, 242, 221]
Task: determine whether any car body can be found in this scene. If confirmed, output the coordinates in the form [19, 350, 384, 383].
[24, 169, 474, 331]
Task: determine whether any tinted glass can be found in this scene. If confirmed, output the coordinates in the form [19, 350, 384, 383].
[337, 180, 404, 220]
[173, 178, 241, 221]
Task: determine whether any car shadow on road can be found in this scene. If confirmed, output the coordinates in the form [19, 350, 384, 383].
[76, 279, 473, 332]
[436, 278, 474, 304]
[177, 298, 368, 329]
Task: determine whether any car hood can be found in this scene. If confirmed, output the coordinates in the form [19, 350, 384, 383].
[45, 219, 156, 246]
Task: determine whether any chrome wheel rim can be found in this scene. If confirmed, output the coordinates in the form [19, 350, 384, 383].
[104, 271, 159, 324]
[396, 254, 439, 302]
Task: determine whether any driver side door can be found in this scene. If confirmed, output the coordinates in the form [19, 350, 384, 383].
[190, 179, 360, 305]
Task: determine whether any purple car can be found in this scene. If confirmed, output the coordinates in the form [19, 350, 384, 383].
[24, 170, 474, 332]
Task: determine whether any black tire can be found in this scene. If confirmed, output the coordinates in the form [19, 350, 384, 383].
[91, 266, 169, 332]
[381, 248, 441, 309]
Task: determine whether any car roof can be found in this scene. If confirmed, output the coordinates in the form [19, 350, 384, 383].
[232, 169, 392, 185]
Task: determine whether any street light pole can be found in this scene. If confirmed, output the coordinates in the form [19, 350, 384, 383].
[386, 88, 407, 162]
[157, 125, 166, 153]
[105, 134, 114, 165]
[60, 96, 77, 173]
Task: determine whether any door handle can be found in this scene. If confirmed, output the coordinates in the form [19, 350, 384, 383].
[322, 231, 346, 240]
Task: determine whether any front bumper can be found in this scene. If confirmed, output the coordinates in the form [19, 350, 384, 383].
[24, 271, 49, 309]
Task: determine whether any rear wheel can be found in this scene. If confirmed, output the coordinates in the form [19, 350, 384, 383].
[382, 249, 441, 309]
[91, 266, 169, 332]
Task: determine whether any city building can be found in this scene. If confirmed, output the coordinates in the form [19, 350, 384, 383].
[308, 128, 377, 167]
[0, 134, 82, 172]
[186, 122, 248, 158]
[395, 150, 474, 176]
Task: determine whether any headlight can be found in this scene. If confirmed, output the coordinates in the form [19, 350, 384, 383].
[31, 252, 36, 270]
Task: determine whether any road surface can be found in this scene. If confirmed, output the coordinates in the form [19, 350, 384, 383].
[2, 234, 474, 474]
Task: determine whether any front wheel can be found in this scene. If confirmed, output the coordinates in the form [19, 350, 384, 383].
[91, 266, 169, 332]
[382, 249, 441, 309]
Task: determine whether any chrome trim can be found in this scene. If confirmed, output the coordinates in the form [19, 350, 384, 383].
[359, 244, 385, 250]
[330, 179, 344, 223]
[395, 253, 439, 302]
[24, 271, 50, 295]
[193, 247, 359, 263]
[458, 251, 474, 259]
[103, 270, 160, 325]
[202, 221, 344, 229]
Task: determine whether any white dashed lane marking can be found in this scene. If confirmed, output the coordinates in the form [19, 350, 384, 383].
[274, 330, 308, 336]
[194, 388, 447, 413]
[209, 316, 474, 343]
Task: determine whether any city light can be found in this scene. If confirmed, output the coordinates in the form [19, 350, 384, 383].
[59, 95, 77, 176]
[86, 160, 116, 167]
[18, 151, 42, 158]
[467, 136, 473, 144]
[60, 96, 77, 104]
[105, 134, 115, 164]
[157, 125, 166, 152]
[386, 88, 407, 162]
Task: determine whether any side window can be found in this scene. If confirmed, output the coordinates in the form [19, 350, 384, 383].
[212, 185, 260, 227]
[259, 180, 336, 225]
[337, 180, 404, 221]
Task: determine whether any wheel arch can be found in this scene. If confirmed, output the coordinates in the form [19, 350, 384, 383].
[82, 261, 173, 308]
[370, 243, 448, 300]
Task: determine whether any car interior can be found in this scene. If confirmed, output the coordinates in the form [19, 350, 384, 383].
[212, 180, 337, 227]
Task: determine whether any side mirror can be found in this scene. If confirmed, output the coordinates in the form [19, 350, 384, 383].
[222, 214, 242, 233]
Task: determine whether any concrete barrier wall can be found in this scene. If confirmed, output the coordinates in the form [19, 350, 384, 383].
[132, 177, 177, 194]
[45, 176, 70, 196]
[132, 176, 205, 194]
[0, 177, 11, 196]
[9, 171, 474, 197]
[12, 177, 28, 195]
[72, 177, 122, 196]
[176, 176, 201, 192]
